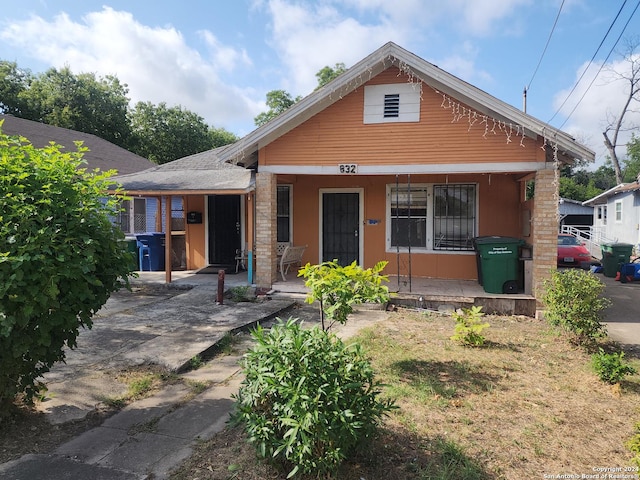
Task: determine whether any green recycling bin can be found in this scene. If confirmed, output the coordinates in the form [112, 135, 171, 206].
[474, 236, 524, 294]
[601, 243, 634, 278]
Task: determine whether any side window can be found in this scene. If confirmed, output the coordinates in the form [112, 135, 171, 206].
[615, 201, 622, 222]
[277, 185, 292, 243]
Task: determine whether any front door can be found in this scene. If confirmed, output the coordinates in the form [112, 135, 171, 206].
[321, 191, 361, 265]
[208, 195, 240, 267]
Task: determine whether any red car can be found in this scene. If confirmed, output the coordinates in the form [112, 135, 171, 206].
[557, 234, 592, 268]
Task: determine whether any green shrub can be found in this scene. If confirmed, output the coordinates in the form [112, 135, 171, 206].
[627, 422, 640, 468]
[542, 269, 610, 346]
[450, 306, 490, 347]
[0, 130, 134, 409]
[299, 260, 389, 331]
[591, 348, 637, 384]
[232, 318, 395, 478]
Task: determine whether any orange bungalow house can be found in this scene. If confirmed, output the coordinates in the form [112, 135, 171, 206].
[115, 42, 594, 304]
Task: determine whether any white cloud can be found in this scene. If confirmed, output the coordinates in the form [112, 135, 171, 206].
[554, 55, 640, 166]
[263, 0, 532, 97]
[0, 7, 262, 133]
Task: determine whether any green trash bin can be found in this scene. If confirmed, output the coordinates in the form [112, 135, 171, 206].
[123, 236, 138, 271]
[601, 243, 634, 278]
[474, 236, 524, 294]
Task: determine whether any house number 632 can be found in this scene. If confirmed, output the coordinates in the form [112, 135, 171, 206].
[338, 164, 357, 174]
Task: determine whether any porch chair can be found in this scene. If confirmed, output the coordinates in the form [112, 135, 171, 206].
[278, 244, 307, 281]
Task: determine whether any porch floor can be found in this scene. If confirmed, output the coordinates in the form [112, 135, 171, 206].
[273, 272, 536, 316]
[133, 269, 536, 317]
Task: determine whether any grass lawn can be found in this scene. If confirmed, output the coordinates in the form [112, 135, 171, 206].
[170, 308, 640, 479]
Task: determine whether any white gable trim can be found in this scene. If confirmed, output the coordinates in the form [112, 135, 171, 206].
[260, 162, 548, 175]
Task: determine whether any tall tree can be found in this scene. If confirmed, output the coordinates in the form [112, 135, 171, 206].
[314, 62, 346, 90]
[624, 134, 640, 182]
[0, 61, 32, 116]
[254, 63, 348, 127]
[130, 101, 217, 164]
[19, 66, 132, 148]
[254, 90, 301, 127]
[602, 37, 640, 185]
[209, 126, 239, 148]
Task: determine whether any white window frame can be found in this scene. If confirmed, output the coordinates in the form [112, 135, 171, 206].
[615, 201, 623, 222]
[386, 183, 478, 254]
[363, 83, 421, 124]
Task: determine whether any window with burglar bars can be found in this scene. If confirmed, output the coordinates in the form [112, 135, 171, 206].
[390, 186, 428, 248]
[433, 184, 476, 251]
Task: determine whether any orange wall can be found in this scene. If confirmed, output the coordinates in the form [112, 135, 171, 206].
[185, 195, 206, 269]
[282, 173, 521, 280]
[264, 67, 538, 280]
[262, 67, 546, 167]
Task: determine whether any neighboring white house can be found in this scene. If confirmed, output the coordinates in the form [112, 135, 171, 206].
[583, 179, 640, 252]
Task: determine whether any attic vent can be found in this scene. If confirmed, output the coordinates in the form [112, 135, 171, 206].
[384, 94, 400, 118]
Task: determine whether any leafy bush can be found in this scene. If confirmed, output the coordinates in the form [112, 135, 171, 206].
[542, 269, 610, 346]
[591, 348, 637, 384]
[0, 130, 134, 408]
[299, 260, 389, 331]
[450, 306, 490, 347]
[627, 422, 640, 468]
[232, 318, 395, 478]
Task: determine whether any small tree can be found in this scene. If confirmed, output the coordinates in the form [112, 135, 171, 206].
[298, 260, 389, 331]
[0, 128, 135, 409]
[542, 269, 610, 346]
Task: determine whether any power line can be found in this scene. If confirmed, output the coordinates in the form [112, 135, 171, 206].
[558, 0, 640, 129]
[526, 0, 565, 92]
[548, 0, 629, 124]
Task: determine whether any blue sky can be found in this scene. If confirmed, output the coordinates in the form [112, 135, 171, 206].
[1, 0, 639, 166]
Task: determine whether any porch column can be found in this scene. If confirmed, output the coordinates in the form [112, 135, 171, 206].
[255, 172, 277, 289]
[531, 167, 558, 307]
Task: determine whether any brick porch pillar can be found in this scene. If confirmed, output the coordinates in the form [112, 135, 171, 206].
[531, 167, 558, 307]
[255, 172, 277, 289]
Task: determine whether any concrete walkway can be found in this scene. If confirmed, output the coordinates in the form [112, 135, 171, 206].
[0, 282, 299, 480]
[0, 277, 389, 480]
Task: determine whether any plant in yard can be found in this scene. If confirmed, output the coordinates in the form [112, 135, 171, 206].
[229, 285, 253, 302]
[0, 129, 135, 411]
[298, 260, 389, 331]
[450, 306, 490, 347]
[231, 318, 395, 478]
[627, 422, 640, 468]
[591, 348, 637, 384]
[542, 269, 610, 346]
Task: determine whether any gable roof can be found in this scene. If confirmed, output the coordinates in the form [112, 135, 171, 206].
[112, 146, 254, 195]
[0, 114, 154, 175]
[583, 182, 640, 206]
[219, 42, 594, 167]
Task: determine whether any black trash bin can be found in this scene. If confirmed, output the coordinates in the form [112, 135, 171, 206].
[136, 232, 165, 271]
[474, 236, 525, 294]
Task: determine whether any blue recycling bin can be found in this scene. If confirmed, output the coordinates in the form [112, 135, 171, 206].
[136, 233, 165, 271]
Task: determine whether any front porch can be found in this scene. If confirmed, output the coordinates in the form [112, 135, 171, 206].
[132, 269, 536, 316]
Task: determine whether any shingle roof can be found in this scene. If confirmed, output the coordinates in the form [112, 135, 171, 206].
[112, 146, 254, 195]
[0, 114, 155, 175]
